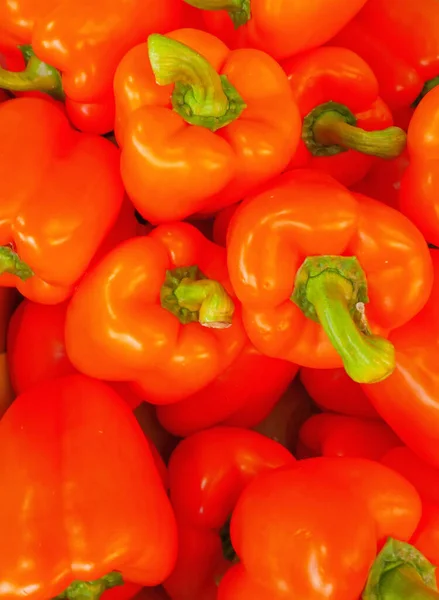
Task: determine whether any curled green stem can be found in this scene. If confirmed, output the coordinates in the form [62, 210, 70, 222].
[291, 256, 395, 384]
[147, 34, 246, 131]
[363, 538, 439, 600]
[182, 0, 250, 27]
[0, 246, 34, 281]
[303, 101, 406, 159]
[54, 572, 123, 600]
[161, 265, 235, 328]
[0, 46, 64, 101]
[412, 76, 439, 109]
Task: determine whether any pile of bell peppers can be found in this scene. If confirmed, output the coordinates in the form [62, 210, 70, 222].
[1, 1, 439, 598]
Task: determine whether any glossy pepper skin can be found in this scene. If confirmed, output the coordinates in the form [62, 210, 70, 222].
[283, 46, 406, 187]
[218, 457, 421, 600]
[0, 374, 177, 599]
[164, 427, 295, 600]
[227, 169, 433, 383]
[180, 0, 367, 62]
[0, 97, 124, 304]
[298, 413, 400, 461]
[399, 87, 439, 246]
[0, 0, 182, 133]
[300, 366, 380, 419]
[66, 222, 247, 404]
[114, 29, 301, 223]
[156, 343, 298, 437]
[332, 0, 439, 111]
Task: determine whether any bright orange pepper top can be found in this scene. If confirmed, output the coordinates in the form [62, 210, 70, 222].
[114, 28, 301, 223]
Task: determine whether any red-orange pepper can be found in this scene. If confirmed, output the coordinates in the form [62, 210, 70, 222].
[0, 97, 125, 304]
[164, 427, 295, 600]
[0, 0, 182, 133]
[65, 223, 247, 404]
[331, 0, 439, 111]
[300, 366, 380, 419]
[283, 47, 406, 187]
[298, 413, 401, 461]
[411, 504, 439, 569]
[114, 29, 301, 223]
[156, 343, 298, 437]
[179, 0, 367, 62]
[399, 87, 439, 246]
[227, 170, 433, 383]
[0, 374, 177, 599]
[218, 457, 422, 600]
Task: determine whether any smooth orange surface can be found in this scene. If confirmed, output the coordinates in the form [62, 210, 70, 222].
[115, 29, 301, 223]
[227, 170, 433, 367]
[0, 375, 177, 598]
[66, 223, 247, 403]
[0, 98, 124, 303]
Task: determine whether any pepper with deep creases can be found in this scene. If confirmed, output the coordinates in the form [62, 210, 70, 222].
[283, 46, 407, 187]
[114, 29, 301, 223]
[156, 343, 298, 437]
[180, 0, 367, 62]
[163, 427, 295, 600]
[331, 0, 439, 112]
[226, 169, 433, 383]
[298, 413, 401, 461]
[0, 0, 182, 133]
[0, 374, 177, 600]
[65, 222, 247, 404]
[399, 87, 439, 246]
[217, 457, 422, 600]
[0, 97, 125, 304]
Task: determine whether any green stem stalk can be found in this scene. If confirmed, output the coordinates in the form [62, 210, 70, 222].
[380, 567, 439, 600]
[0, 247, 34, 281]
[54, 572, 123, 600]
[291, 256, 394, 384]
[147, 34, 246, 131]
[0, 46, 64, 101]
[182, 0, 250, 27]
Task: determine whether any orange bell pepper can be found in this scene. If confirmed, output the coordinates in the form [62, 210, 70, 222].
[331, 0, 439, 112]
[298, 413, 401, 461]
[411, 504, 439, 569]
[65, 223, 247, 404]
[283, 47, 406, 187]
[218, 457, 422, 600]
[180, 0, 367, 61]
[0, 374, 177, 599]
[0, 97, 125, 304]
[0, 0, 182, 133]
[156, 343, 298, 437]
[114, 29, 301, 223]
[399, 87, 439, 246]
[300, 366, 380, 419]
[227, 170, 433, 383]
[164, 427, 295, 600]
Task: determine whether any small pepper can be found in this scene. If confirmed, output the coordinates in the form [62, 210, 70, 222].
[66, 223, 247, 404]
[0, 0, 182, 133]
[180, 0, 367, 61]
[298, 413, 401, 461]
[0, 97, 125, 304]
[283, 46, 407, 186]
[227, 170, 433, 383]
[114, 29, 301, 223]
[0, 374, 177, 599]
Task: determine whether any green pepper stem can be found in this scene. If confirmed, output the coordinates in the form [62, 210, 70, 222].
[0, 247, 34, 281]
[161, 265, 235, 327]
[182, 0, 250, 27]
[54, 572, 123, 600]
[0, 47, 64, 101]
[291, 256, 394, 384]
[305, 272, 394, 383]
[380, 567, 439, 600]
[147, 34, 246, 131]
[412, 76, 439, 108]
[312, 111, 406, 159]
